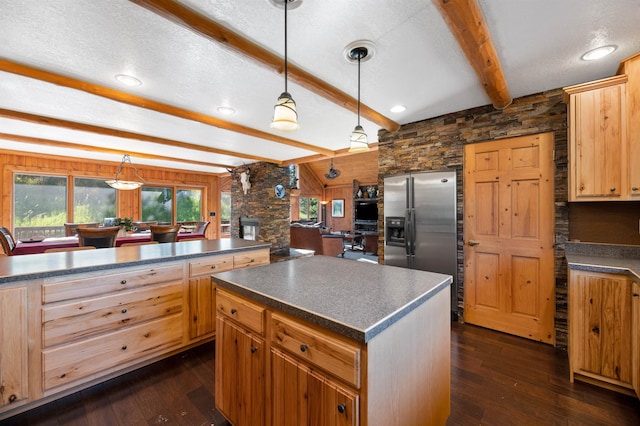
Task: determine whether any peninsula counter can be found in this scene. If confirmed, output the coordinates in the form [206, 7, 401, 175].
[212, 256, 453, 425]
[0, 238, 270, 421]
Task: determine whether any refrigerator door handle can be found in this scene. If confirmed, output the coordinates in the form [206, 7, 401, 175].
[404, 209, 411, 255]
[410, 207, 416, 256]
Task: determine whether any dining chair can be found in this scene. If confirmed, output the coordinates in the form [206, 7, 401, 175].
[44, 246, 97, 253]
[150, 224, 181, 243]
[0, 227, 17, 256]
[120, 241, 159, 247]
[132, 221, 157, 232]
[196, 221, 210, 234]
[64, 222, 100, 236]
[77, 227, 120, 248]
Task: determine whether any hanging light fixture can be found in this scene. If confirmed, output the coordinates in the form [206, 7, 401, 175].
[105, 154, 144, 190]
[271, 0, 299, 132]
[348, 46, 370, 152]
[324, 158, 341, 180]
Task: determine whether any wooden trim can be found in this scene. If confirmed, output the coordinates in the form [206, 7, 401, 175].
[432, 0, 512, 109]
[0, 60, 335, 157]
[562, 74, 628, 102]
[130, 0, 400, 133]
[0, 108, 281, 165]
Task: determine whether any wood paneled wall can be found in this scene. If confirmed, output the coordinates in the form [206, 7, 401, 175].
[323, 185, 352, 232]
[1, 150, 221, 239]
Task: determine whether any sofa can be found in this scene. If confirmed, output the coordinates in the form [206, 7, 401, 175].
[290, 224, 344, 257]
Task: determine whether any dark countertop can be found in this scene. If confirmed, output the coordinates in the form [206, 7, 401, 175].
[565, 242, 640, 280]
[212, 256, 452, 343]
[0, 239, 271, 284]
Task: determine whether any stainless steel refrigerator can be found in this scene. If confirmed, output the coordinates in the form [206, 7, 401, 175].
[384, 170, 457, 312]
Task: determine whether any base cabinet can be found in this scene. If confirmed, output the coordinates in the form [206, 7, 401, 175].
[569, 269, 638, 396]
[0, 287, 28, 411]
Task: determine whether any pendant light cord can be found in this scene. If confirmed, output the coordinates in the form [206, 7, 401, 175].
[357, 53, 361, 126]
[284, 0, 288, 93]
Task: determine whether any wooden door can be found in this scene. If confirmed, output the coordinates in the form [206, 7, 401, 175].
[632, 281, 640, 397]
[188, 276, 215, 340]
[214, 316, 265, 426]
[271, 349, 358, 426]
[464, 133, 555, 343]
[0, 287, 28, 408]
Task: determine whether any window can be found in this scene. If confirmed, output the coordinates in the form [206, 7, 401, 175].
[220, 192, 231, 236]
[14, 174, 68, 239]
[299, 197, 318, 222]
[176, 189, 202, 222]
[73, 178, 116, 223]
[141, 186, 173, 223]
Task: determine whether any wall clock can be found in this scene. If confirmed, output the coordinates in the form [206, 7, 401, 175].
[274, 184, 286, 198]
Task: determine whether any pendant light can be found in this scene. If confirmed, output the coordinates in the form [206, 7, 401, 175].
[271, 0, 299, 132]
[105, 154, 144, 190]
[348, 46, 370, 152]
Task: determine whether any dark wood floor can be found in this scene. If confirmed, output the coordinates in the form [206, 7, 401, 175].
[3, 322, 639, 425]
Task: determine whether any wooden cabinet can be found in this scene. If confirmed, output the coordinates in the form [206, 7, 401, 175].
[0, 287, 28, 411]
[633, 281, 640, 397]
[564, 75, 631, 201]
[215, 289, 266, 426]
[569, 269, 637, 396]
[41, 263, 184, 391]
[272, 349, 358, 426]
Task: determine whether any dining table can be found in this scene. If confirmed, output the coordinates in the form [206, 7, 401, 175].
[13, 232, 206, 255]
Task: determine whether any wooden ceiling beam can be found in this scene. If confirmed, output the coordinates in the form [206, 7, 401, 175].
[432, 0, 512, 109]
[0, 132, 233, 169]
[130, 0, 401, 132]
[0, 59, 335, 157]
[0, 108, 281, 165]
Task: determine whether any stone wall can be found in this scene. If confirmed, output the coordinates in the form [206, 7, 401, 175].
[230, 162, 291, 256]
[377, 89, 570, 347]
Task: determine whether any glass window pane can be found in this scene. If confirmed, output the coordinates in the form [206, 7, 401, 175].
[309, 198, 319, 221]
[176, 189, 202, 222]
[299, 198, 309, 220]
[220, 192, 231, 236]
[73, 178, 116, 223]
[141, 186, 173, 223]
[14, 174, 67, 239]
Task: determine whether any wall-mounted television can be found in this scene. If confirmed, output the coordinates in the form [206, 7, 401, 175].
[355, 202, 378, 222]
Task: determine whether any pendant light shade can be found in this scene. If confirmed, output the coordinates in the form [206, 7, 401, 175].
[105, 154, 144, 190]
[348, 46, 370, 152]
[271, 0, 299, 132]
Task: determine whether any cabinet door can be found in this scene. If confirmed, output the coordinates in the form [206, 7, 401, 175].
[569, 82, 626, 200]
[188, 276, 215, 340]
[271, 349, 358, 426]
[215, 316, 265, 426]
[633, 281, 640, 397]
[0, 287, 28, 408]
[569, 271, 633, 388]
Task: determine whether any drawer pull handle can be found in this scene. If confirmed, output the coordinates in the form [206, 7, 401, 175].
[300, 344, 308, 352]
[121, 309, 127, 314]
[633, 293, 639, 297]
[250, 346, 257, 354]
[211, 265, 216, 270]
[633, 187, 639, 191]
[231, 309, 237, 315]
[337, 404, 346, 414]
[122, 345, 128, 350]
[121, 280, 127, 285]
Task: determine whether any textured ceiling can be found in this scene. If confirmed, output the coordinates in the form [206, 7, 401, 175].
[0, 0, 639, 174]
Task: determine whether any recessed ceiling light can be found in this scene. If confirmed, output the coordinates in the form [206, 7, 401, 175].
[115, 74, 142, 86]
[390, 105, 406, 113]
[581, 45, 617, 61]
[217, 106, 236, 115]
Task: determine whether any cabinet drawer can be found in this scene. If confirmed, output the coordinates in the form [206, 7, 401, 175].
[216, 289, 265, 335]
[271, 313, 361, 388]
[43, 313, 183, 390]
[233, 249, 270, 269]
[42, 264, 183, 303]
[190, 255, 234, 277]
[43, 281, 183, 348]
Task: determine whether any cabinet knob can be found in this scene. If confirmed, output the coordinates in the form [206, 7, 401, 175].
[250, 258, 255, 263]
[633, 293, 639, 297]
[591, 326, 599, 334]
[231, 308, 237, 315]
[120, 280, 127, 285]
[337, 404, 346, 414]
[8, 394, 17, 404]
[121, 308, 127, 314]
[211, 265, 216, 270]
[632, 187, 639, 191]
[250, 346, 257, 354]
[610, 187, 616, 192]
[300, 344, 308, 352]
[121, 345, 127, 350]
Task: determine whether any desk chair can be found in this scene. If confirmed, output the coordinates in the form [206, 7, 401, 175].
[64, 222, 100, 236]
[150, 224, 181, 243]
[0, 227, 17, 255]
[77, 227, 120, 248]
[45, 246, 97, 253]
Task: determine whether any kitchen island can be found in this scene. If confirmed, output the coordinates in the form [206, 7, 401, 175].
[212, 256, 452, 425]
[0, 238, 270, 421]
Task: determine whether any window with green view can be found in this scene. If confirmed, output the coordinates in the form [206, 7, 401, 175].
[74, 178, 116, 223]
[176, 188, 202, 222]
[141, 186, 173, 223]
[14, 174, 67, 229]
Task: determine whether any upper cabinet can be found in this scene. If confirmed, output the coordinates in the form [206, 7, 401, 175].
[564, 75, 629, 201]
